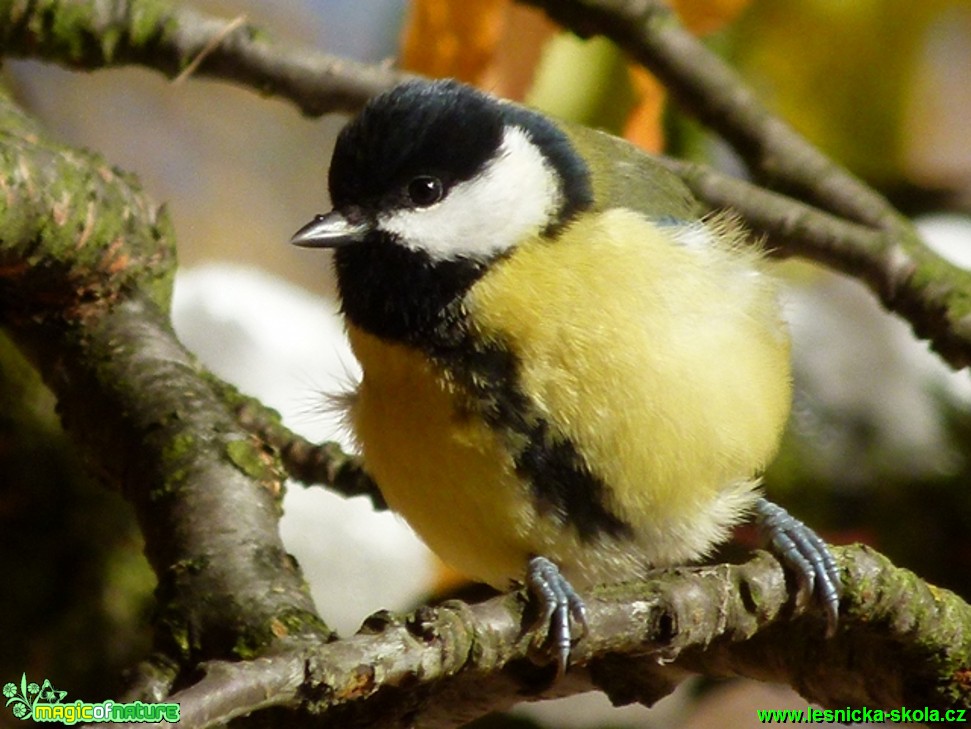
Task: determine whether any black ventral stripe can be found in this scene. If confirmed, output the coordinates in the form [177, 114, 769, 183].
[430, 331, 634, 544]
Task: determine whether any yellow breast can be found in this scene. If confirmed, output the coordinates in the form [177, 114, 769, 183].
[346, 209, 791, 588]
[346, 323, 540, 588]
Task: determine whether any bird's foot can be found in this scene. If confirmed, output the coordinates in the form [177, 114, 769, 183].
[525, 556, 588, 675]
[754, 497, 841, 635]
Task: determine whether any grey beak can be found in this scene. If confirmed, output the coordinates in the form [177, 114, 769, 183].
[290, 211, 370, 248]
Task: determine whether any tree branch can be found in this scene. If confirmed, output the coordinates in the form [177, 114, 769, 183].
[658, 158, 971, 369]
[230, 386, 386, 509]
[0, 85, 328, 674]
[516, 0, 905, 232]
[110, 546, 971, 728]
[0, 0, 406, 116]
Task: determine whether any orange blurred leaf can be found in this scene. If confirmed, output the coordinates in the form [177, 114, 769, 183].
[624, 66, 666, 152]
[399, 0, 752, 153]
[400, 0, 510, 82]
[623, 0, 752, 151]
[481, 5, 556, 100]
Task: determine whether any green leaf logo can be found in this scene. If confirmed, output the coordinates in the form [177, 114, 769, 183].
[3, 674, 67, 721]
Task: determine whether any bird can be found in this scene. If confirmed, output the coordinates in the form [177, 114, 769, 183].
[291, 78, 841, 673]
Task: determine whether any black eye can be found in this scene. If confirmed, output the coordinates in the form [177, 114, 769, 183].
[407, 176, 444, 207]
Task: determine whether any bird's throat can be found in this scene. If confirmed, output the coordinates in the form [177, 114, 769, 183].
[334, 233, 487, 349]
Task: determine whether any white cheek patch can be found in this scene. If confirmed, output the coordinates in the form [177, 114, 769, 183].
[377, 126, 563, 262]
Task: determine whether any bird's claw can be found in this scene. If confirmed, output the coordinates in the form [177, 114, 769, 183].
[755, 497, 841, 635]
[525, 555, 588, 675]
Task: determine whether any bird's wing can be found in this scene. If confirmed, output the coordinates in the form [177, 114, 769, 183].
[561, 121, 702, 221]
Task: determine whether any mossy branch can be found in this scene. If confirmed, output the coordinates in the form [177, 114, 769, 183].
[0, 0, 406, 115]
[0, 84, 328, 683]
[112, 547, 971, 728]
[230, 386, 385, 510]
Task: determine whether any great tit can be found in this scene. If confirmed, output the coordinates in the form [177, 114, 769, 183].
[292, 79, 841, 672]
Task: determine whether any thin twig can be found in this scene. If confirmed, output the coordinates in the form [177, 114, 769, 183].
[229, 388, 386, 509]
[172, 14, 248, 85]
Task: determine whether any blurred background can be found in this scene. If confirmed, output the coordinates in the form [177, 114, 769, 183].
[2, 1, 971, 727]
